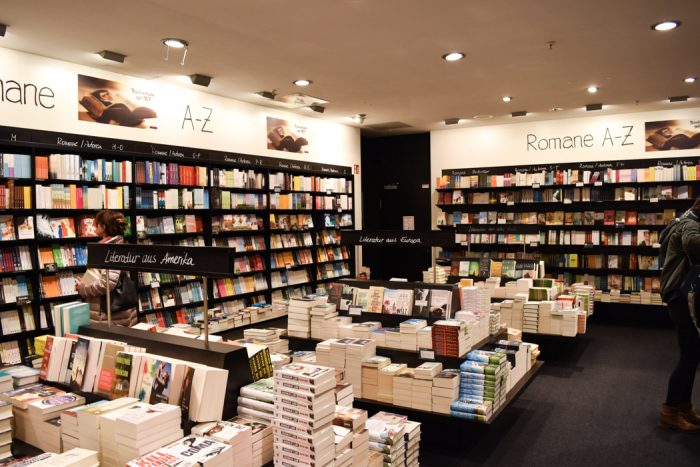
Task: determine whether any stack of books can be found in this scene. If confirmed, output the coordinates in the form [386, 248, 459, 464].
[272, 363, 336, 466]
[77, 397, 140, 452]
[398, 319, 427, 351]
[422, 266, 449, 283]
[322, 316, 352, 339]
[460, 286, 492, 314]
[537, 301, 555, 334]
[489, 306, 501, 335]
[522, 302, 539, 333]
[1, 366, 40, 389]
[366, 411, 408, 466]
[417, 326, 433, 350]
[329, 338, 351, 371]
[310, 302, 338, 339]
[286, 297, 315, 338]
[350, 321, 381, 339]
[432, 369, 460, 414]
[108, 403, 182, 466]
[335, 380, 354, 407]
[314, 338, 333, 367]
[2, 384, 64, 445]
[26, 392, 86, 451]
[404, 420, 421, 467]
[344, 339, 376, 399]
[0, 400, 12, 460]
[432, 319, 469, 357]
[60, 401, 105, 452]
[577, 310, 587, 334]
[333, 406, 369, 467]
[392, 368, 414, 408]
[384, 328, 402, 349]
[192, 419, 253, 466]
[237, 378, 274, 423]
[127, 436, 233, 466]
[361, 356, 391, 401]
[452, 350, 509, 422]
[377, 364, 406, 404]
[23, 448, 100, 465]
[493, 340, 531, 391]
[229, 415, 273, 467]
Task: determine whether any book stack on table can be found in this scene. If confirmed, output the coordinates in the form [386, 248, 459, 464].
[229, 415, 274, 467]
[334, 406, 370, 466]
[237, 377, 274, 423]
[126, 435, 233, 467]
[361, 356, 391, 402]
[451, 349, 509, 423]
[192, 419, 253, 466]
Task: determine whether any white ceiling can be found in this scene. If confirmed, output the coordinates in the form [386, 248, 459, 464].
[1, 0, 699, 135]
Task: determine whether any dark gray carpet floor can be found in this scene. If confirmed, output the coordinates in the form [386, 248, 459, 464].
[420, 322, 700, 466]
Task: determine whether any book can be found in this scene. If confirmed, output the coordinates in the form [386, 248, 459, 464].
[367, 286, 384, 314]
[429, 290, 452, 319]
[412, 289, 430, 318]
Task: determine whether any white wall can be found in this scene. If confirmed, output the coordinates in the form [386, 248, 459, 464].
[430, 107, 700, 225]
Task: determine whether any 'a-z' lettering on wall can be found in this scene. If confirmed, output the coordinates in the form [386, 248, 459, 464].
[527, 125, 635, 151]
[182, 105, 214, 133]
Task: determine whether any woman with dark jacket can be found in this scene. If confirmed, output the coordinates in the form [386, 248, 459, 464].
[75, 210, 137, 326]
[659, 197, 700, 432]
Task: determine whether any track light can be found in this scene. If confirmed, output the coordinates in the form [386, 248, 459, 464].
[352, 114, 367, 124]
[511, 111, 528, 117]
[256, 90, 277, 100]
[97, 50, 126, 63]
[0, 24, 6, 37]
[309, 104, 325, 113]
[293, 79, 312, 87]
[444, 118, 460, 125]
[669, 95, 689, 102]
[162, 38, 189, 65]
[189, 74, 212, 87]
[651, 20, 681, 31]
[586, 103, 603, 111]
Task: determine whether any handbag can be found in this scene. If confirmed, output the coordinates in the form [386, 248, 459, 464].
[100, 270, 138, 314]
[679, 262, 700, 335]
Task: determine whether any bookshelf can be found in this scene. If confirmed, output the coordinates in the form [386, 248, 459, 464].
[0, 124, 355, 362]
[436, 157, 700, 304]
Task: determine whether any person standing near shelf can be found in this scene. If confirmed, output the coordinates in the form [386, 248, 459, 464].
[75, 210, 138, 326]
[659, 197, 700, 432]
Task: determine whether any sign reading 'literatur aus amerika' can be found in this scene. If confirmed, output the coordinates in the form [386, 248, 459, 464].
[87, 243, 236, 277]
[341, 230, 456, 247]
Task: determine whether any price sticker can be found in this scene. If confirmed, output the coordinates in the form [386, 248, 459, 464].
[584, 243, 594, 249]
[532, 183, 540, 189]
[529, 242, 539, 247]
[576, 182, 584, 187]
[507, 201, 514, 206]
[285, 263, 292, 270]
[274, 186, 281, 193]
[563, 199, 572, 205]
[16, 295, 30, 306]
[151, 281, 160, 289]
[594, 181, 603, 187]
[650, 197, 659, 203]
[419, 349, 435, 360]
[348, 306, 362, 316]
[337, 208, 343, 213]
[326, 190, 332, 195]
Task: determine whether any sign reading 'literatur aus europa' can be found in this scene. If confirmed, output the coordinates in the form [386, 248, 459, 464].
[87, 243, 236, 277]
[341, 230, 456, 247]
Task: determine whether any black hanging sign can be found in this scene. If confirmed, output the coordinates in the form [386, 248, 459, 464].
[456, 224, 541, 234]
[87, 243, 236, 277]
[340, 230, 456, 247]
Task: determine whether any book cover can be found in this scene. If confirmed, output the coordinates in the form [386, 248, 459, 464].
[367, 286, 385, 314]
[69, 337, 89, 391]
[394, 289, 414, 315]
[96, 343, 125, 397]
[111, 351, 133, 399]
[149, 359, 173, 404]
[16, 216, 34, 240]
[382, 288, 399, 314]
[429, 290, 452, 319]
[412, 289, 430, 318]
[179, 366, 195, 422]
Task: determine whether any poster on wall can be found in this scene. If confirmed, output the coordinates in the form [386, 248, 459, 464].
[266, 116, 309, 153]
[644, 119, 700, 152]
[77, 74, 159, 129]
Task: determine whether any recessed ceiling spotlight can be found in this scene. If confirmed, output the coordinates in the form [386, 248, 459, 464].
[473, 114, 493, 120]
[256, 90, 277, 100]
[293, 79, 312, 87]
[502, 96, 513, 103]
[189, 74, 212, 87]
[442, 52, 465, 62]
[549, 107, 564, 112]
[587, 85, 598, 93]
[0, 24, 7, 37]
[684, 76, 697, 84]
[511, 111, 527, 117]
[309, 103, 325, 113]
[162, 38, 188, 48]
[444, 118, 461, 125]
[651, 20, 681, 31]
[97, 50, 126, 63]
[352, 114, 367, 124]
[669, 95, 689, 102]
[586, 103, 603, 111]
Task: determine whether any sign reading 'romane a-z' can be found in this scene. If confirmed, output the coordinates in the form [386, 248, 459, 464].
[87, 243, 236, 277]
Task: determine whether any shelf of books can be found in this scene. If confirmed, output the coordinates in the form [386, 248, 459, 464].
[0, 125, 355, 360]
[436, 156, 700, 307]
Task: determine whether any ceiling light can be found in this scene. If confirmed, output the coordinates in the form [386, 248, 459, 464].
[293, 79, 312, 87]
[511, 111, 527, 117]
[669, 95, 689, 102]
[442, 52, 465, 62]
[0, 24, 6, 37]
[309, 103, 325, 113]
[652, 20, 681, 31]
[352, 114, 367, 124]
[97, 50, 126, 63]
[473, 114, 493, 120]
[256, 90, 277, 100]
[549, 107, 564, 112]
[502, 96, 512, 103]
[189, 74, 212, 87]
[587, 85, 598, 93]
[162, 38, 188, 49]
[444, 118, 461, 125]
[684, 76, 696, 84]
[586, 103, 603, 111]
